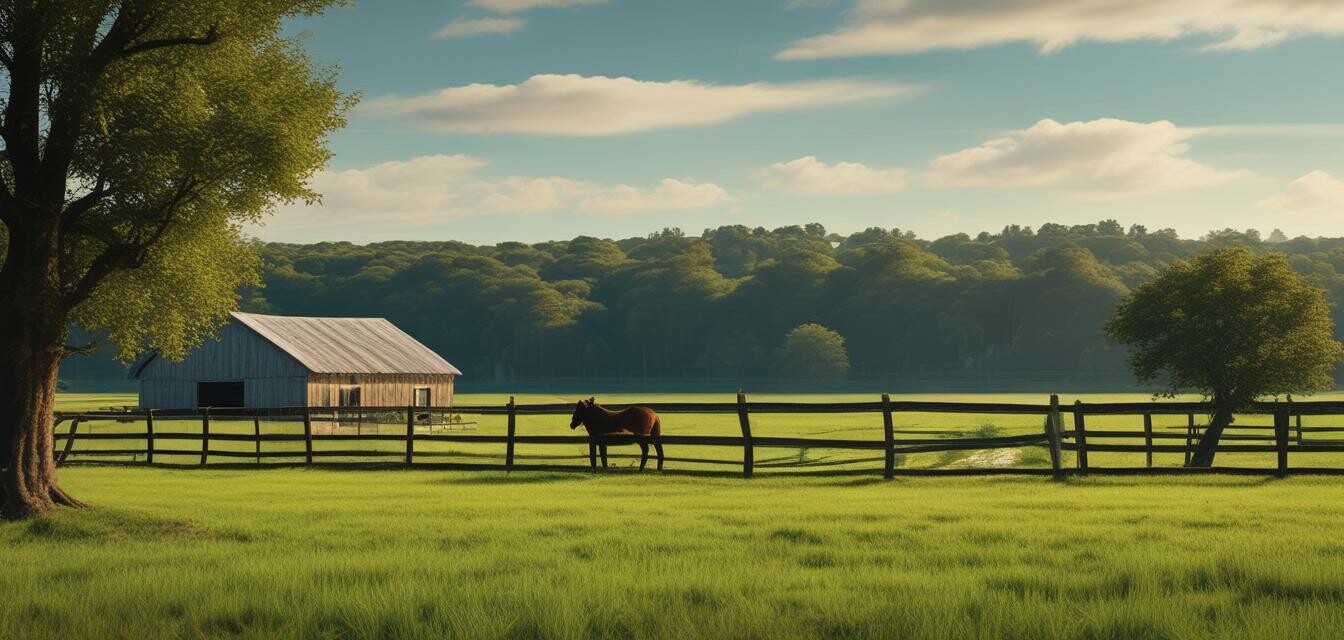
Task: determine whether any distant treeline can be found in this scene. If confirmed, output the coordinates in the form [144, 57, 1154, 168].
[60, 221, 1344, 389]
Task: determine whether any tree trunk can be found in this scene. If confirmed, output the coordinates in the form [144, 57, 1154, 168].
[1186, 408, 1234, 468]
[0, 284, 86, 519]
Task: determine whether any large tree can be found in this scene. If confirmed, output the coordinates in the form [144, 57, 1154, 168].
[0, 1, 349, 518]
[1105, 245, 1342, 467]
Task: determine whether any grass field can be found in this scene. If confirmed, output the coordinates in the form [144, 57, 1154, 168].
[5, 467, 1344, 638]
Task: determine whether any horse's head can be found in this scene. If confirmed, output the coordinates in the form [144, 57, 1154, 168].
[569, 397, 595, 429]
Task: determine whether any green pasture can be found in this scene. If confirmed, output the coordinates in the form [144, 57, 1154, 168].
[5, 468, 1344, 639]
[51, 392, 1344, 473]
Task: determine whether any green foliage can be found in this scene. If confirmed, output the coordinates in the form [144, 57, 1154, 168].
[1106, 246, 1343, 407]
[775, 324, 850, 381]
[75, 230, 262, 362]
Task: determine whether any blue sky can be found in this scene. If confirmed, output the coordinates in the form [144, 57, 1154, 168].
[263, 0, 1344, 244]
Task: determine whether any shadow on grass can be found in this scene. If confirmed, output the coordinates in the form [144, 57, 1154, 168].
[831, 477, 888, 487]
[432, 472, 596, 485]
[1055, 472, 1282, 489]
[18, 508, 251, 543]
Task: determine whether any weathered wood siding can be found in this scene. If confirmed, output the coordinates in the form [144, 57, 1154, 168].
[137, 322, 309, 409]
[307, 374, 456, 408]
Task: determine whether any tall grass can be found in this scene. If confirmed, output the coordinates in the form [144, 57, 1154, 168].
[4, 468, 1344, 638]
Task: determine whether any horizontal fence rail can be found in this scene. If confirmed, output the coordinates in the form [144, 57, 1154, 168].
[50, 394, 1344, 478]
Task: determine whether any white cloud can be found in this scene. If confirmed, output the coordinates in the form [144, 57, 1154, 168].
[778, 0, 1344, 59]
[469, 0, 607, 12]
[1260, 171, 1344, 212]
[577, 179, 735, 215]
[439, 0, 602, 42]
[924, 118, 1248, 196]
[272, 155, 734, 227]
[363, 74, 914, 136]
[757, 156, 907, 196]
[433, 17, 524, 39]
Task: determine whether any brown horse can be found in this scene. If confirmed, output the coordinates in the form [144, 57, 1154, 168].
[569, 397, 664, 471]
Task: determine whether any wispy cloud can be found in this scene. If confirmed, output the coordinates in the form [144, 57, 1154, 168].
[469, 0, 608, 12]
[438, 0, 604, 41]
[433, 17, 524, 39]
[363, 74, 916, 136]
[757, 156, 907, 196]
[1260, 171, 1344, 212]
[778, 0, 1344, 60]
[924, 118, 1250, 197]
[576, 179, 735, 215]
[273, 154, 735, 227]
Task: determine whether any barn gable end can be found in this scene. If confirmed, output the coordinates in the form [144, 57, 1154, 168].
[134, 321, 310, 408]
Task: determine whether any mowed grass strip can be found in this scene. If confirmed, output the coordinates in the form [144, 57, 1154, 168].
[4, 468, 1344, 639]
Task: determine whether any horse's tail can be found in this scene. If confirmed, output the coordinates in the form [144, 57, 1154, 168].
[651, 415, 662, 438]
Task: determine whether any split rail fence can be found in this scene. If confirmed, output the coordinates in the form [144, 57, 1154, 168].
[51, 394, 1344, 478]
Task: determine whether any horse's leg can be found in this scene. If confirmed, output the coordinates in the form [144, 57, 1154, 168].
[588, 441, 597, 471]
[638, 441, 649, 471]
[654, 438, 664, 471]
[600, 444, 609, 468]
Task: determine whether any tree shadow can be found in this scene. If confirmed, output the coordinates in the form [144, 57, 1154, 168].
[432, 472, 595, 485]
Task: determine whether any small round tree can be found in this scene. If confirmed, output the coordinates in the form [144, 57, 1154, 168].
[776, 324, 850, 381]
[1105, 245, 1342, 467]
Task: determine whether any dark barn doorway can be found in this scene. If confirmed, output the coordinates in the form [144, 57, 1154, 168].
[198, 381, 245, 408]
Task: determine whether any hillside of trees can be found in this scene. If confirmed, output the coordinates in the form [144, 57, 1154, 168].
[61, 221, 1344, 390]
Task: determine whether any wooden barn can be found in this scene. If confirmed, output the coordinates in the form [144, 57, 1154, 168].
[131, 312, 462, 409]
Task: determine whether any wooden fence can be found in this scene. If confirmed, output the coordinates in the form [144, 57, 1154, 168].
[51, 394, 1344, 478]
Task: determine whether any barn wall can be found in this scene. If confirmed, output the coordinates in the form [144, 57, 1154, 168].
[138, 377, 307, 409]
[306, 374, 456, 407]
[136, 321, 309, 409]
[246, 377, 308, 407]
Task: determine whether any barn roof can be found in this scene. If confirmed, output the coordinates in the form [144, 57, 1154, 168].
[230, 312, 463, 376]
[130, 313, 463, 378]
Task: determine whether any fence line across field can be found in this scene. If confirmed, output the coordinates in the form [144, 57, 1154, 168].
[51, 395, 1344, 478]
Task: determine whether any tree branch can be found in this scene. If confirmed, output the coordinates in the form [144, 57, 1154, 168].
[0, 157, 13, 209]
[60, 179, 198, 310]
[62, 340, 99, 358]
[0, 8, 14, 71]
[114, 25, 218, 59]
[59, 174, 111, 228]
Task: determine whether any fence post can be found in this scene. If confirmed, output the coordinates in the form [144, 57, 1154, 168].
[303, 406, 314, 466]
[1274, 406, 1290, 477]
[737, 391, 753, 479]
[881, 393, 895, 480]
[145, 410, 155, 465]
[1288, 394, 1302, 444]
[1073, 400, 1088, 471]
[253, 415, 261, 464]
[200, 408, 210, 466]
[57, 418, 81, 466]
[1045, 395, 1063, 480]
[505, 396, 517, 470]
[1184, 413, 1195, 466]
[1143, 413, 1154, 468]
[406, 405, 415, 466]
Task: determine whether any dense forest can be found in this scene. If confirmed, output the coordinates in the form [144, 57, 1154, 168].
[61, 221, 1344, 390]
